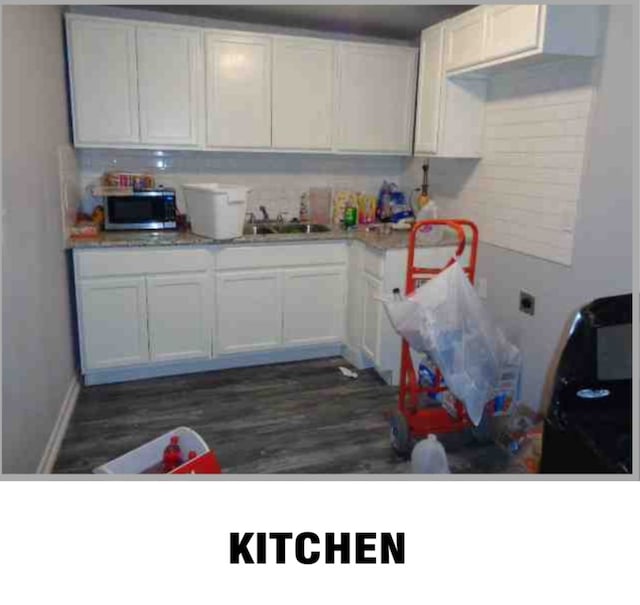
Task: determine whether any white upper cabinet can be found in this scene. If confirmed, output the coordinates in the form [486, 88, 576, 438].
[137, 24, 203, 146]
[272, 36, 334, 151]
[205, 32, 272, 149]
[66, 16, 140, 145]
[335, 43, 417, 154]
[483, 5, 543, 63]
[444, 5, 602, 75]
[414, 24, 445, 155]
[414, 22, 486, 158]
[444, 6, 486, 72]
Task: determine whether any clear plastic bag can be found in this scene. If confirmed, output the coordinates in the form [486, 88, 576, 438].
[384, 260, 521, 426]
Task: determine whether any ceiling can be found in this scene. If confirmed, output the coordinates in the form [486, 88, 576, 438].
[127, 5, 474, 41]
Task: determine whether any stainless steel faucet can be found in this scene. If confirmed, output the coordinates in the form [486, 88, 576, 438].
[259, 206, 270, 222]
[245, 211, 257, 224]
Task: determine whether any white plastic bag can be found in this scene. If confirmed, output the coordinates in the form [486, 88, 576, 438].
[384, 260, 521, 426]
[411, 435, 450, 473]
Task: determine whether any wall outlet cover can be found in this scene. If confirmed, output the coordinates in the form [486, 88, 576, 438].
[520, 291, 535, 316]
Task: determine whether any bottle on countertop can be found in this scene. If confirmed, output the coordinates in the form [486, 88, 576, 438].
[344, 195, 358, 229]
[163, 436, 183, 473]
[376, 181, 397, 222]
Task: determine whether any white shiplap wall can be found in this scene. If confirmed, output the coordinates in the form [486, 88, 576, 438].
[408, 57, 597, 266]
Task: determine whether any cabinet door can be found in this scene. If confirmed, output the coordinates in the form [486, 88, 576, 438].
[137, 25, 203, 146]
[282, 267, 346, 346]
[216, 270, 282, 353]
[483, 5, 542, 62]
[414, 24, 445, 154]
[361, 274, 383, 364]
[146, 273, 212, 362]
[346, 243, 364, 350]
[272, 37, 334, 150]
[79, 277, 148, 370]
[205, 32, 271, 148]
[445, 7, 486, 72]
[66, 17, 139, 145]
[336, 43, 417, 153]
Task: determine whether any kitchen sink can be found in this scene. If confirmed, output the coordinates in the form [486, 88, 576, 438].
[242, 223, 331, 235]
[273, 223, 331, 234]
[242, 224, 277, 235]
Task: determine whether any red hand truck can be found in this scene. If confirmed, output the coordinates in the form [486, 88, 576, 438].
[389, 219, 480, 458]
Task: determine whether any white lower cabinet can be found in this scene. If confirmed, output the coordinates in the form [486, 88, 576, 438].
[216, 270, 282, 354]
[346, 242, 364, 351]
[361, 273, 383, 365]
[282, 266, 346, 345]
[146, 273, 212, 362]
[79, 276, 149, 370]
[74, 242, 466, 385]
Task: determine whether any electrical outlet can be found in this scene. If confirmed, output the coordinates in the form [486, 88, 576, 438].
[476, 277, 488, 300]
[520, 291, 535, 316]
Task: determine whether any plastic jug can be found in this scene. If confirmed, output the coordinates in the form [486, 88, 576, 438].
[411, 434, 450, 473]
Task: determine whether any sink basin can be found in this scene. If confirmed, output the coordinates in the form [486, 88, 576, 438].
[242, 223, 331, 236]
[273, 223, 331, 234]
[242, 224, 276, 235]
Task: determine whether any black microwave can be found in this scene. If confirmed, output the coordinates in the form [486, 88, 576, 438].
[105, 188, 177, 231]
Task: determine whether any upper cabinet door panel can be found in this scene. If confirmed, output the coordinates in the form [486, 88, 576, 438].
[272, 37, 334, 150]
[137, 25, 203, 146]
[445, 7, 486, 72]
[67, 17, 140, 144]
[336, 43, 417, 153]
[205, 32, 271, 148]
[414, 24, 445, 155]
[483, 5, 542, 62]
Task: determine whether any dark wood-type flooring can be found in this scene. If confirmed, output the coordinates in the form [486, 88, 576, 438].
[54, 357, 510, 474]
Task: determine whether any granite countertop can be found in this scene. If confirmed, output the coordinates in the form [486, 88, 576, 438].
[66, 224, 461, 251]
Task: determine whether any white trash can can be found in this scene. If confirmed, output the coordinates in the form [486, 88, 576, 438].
[183, 183, 251, 240]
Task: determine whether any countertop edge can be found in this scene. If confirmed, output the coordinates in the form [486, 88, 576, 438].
[66, 228, 462, 252]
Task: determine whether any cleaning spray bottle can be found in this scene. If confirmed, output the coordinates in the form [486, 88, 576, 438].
[415, 161, 441, 244]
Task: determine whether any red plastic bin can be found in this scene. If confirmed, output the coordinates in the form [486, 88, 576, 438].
[92, 427, 221, 475]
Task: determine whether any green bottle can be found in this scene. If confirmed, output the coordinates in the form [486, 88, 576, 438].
[344, 201, 358, 229]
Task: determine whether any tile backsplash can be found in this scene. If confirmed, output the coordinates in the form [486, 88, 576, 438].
[77, 149, 412, 219]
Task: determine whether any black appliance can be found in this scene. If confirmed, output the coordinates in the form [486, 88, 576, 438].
[105, 188, 177, 231]
[540, 294, 632, 473]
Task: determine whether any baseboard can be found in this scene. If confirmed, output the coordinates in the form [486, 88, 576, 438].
[341, 344, 372, 370]
[84, 344, 344, 386]
[36, 374, 81, 474]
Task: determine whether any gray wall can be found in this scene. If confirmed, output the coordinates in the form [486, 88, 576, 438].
[470, 5, 632, 411]
[2, 5, 76, 472]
